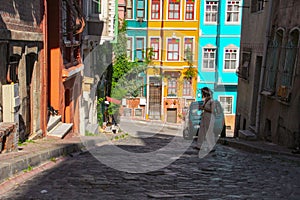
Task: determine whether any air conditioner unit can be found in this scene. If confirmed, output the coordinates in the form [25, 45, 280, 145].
[2, 83, 20, 123]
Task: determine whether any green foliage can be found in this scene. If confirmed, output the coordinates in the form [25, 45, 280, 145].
[109, 23, 153, 115]
[18, 139, 35, 146]
[23, 165, 33, 173]
[85, 131, 99, 136]
[183, 47, 197, 79]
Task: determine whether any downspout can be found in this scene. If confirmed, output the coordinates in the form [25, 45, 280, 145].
[160, 0, 165, 121]
[215, 0, 222, 90]
[255, 0, 273, 134]
[42, 0, 48, 137]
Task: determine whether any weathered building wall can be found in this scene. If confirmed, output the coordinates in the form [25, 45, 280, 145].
[260, 0, 300, 147]
[235, 0, 269, 135]
[0, 0, 45, 140]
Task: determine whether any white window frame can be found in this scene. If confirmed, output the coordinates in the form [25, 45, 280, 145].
[151, 0, 162, 20]
[166, 37, 181, 61]
[184, 37, 195, 61]
[225, 0, 241, 24]
[218, 96, 233, 114]
[167, 0, 181, 20]
[167, 78, 178, 96]
[185, 0, 196, 20]
[126, 0, 133, 19]
[136, 0, 145, 19]
[223, 46, 239, 72]
[202, 47, 216, 71]
[204, 0, 218, 24]
[149, 36, 161, 60]
[126, 37, 134, 61]
[89, 0, 106, 20]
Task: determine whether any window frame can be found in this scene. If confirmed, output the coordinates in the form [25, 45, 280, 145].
[183, 78, 192, 96]
[167, 78, 178, 96]
[225, 0, 241, 24]
[281, 29, 299, 88]
[218, 96, 233, 114]
[202, 48, 216, 71]
[151, 0, 161, 20]
[204, 0, 218, 24]
[167, 38, 180, 61]
[136, 0, 145, 19]
[150, 37, 160, 60]
[264, 29, 284, 92]
[168, 0, 181, 20]
[136, 37, 145, 61]
[126, 0, 133, 19]
[224, 47, 239, 71]
[185, 0, 195, 20]
[184, 37, 194, 61]
[251, 0, 265, 13]
[127, 37, 133, 61]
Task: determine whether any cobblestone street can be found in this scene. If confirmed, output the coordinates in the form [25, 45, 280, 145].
[1, 127, 300, 200]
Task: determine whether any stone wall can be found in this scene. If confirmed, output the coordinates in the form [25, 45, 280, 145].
[0, 122, 17, 153]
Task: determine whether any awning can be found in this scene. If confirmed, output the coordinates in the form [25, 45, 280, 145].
[106, 96, 121, 105]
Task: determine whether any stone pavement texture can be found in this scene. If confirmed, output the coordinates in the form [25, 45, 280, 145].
[0, 120, 300, 199]
[0, 132, 300, 200]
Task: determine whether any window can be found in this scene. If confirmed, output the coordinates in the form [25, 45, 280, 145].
[168, 78, 177, 96]
[127, 38, 133, 60]
[61, 0, 81, 66]
[282, 29, 299, 87]
[91, 0, 101, 14]
[150, 38, 160, 60]
[126, 0, 133, 19]
[237, 51, 251, 80]
[219, 96, 233, 114]
[167, 38, 179, 61]
[205, 1, 218, 23]
[168, 0, 180, 20]
[183, 78, 192, 96]
[151, 0, 160, 19]
[136, 38, 145, 60]
[251, 0, 265, 13]
[137, 0, 145, 18]
[226, 0, 240, 23]
[224, 48, 238, 70]
[184, 38, 194, 60]
[203, 48, 216, 70]
[265, 30, 283, 91]
[185, 0, 194, 20]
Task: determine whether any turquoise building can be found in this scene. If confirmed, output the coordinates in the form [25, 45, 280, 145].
[125, 0, 148, 61]
[197, 0, 243, 129]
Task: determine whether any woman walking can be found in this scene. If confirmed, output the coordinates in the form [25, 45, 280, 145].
[195, 87, 216, 156]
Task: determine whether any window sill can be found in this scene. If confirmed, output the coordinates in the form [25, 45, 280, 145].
[166, 95, 178, 98]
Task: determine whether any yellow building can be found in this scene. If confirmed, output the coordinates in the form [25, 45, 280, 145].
[146, 0, 200, 123]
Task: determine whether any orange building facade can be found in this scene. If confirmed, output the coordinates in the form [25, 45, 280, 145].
[47, 0, 85, 135]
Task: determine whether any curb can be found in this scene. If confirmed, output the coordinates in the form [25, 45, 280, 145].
[0, 138, 106, 184]
[218, 138, 300, 159]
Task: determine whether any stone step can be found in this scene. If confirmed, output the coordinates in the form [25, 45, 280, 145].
[47, 115, 62, 132]
[238, 129, 257, 141]
[48, 122, 73, 139]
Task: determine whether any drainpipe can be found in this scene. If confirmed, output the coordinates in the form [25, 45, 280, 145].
[41, 0, 48, 137]
[255, 0, 273, 134]
[159, 0, 165, 121]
